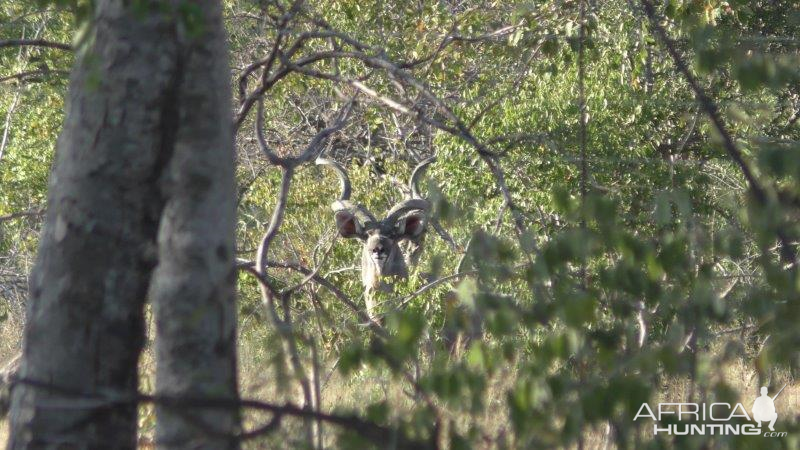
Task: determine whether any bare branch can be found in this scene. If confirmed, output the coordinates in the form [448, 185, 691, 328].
[237, 259, 369, 324]
[640, 0, 796, 264]
[8, 376, 434, 449]
[396, 270, 479, 309]
[256, 168, 294, 279]
[0, 39, 71, 51]
[295, 98, 355, 163]
[0, 208, 45, 223]
[0, 69, 68, 84]
[254, 98, 284, 166]
[255, 95, 353, 168]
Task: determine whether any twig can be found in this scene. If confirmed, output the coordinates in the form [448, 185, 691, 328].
[310, 338, 323, 450]
[0, 79, 23, 162]
[0, 69, 68, 84]
[430, 218, 459, 251]
[8, 376, 433, 448]
[237, 259, 443, 442]
[396, 270, 479, 309]
[0, 208, 45, 223]
[0, 39, 71, 51]
[578, 0, 589, 287]
[237, 259, 370, 324]
[283, 236, 338, 294]
[640, 0, 797, 265]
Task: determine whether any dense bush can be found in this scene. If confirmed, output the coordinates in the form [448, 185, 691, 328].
[2, 0, 799, 448]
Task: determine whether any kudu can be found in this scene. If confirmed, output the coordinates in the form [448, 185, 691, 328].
[317, 157, 435, 320]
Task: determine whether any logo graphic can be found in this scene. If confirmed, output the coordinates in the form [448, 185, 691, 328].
[633, 383, 789, 437]
[752, 384, 785, 432]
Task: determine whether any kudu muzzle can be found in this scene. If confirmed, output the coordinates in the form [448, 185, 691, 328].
[317, 157, 435, 319]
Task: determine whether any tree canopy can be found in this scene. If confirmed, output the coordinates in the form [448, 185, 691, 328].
[1, 0, 800, 448]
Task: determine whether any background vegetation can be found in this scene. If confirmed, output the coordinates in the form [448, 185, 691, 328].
[2, 0, 800, 448]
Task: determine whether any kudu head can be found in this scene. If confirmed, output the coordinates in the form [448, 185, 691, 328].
[317, 157, 435, 315]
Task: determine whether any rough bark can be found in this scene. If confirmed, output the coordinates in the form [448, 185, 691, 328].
[7, 4, 180, 448]
[8, 1, 240, 448]
[148, 2, 241, 448]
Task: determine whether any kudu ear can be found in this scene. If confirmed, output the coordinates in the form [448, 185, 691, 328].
[396, 211, 426, 239]
[335, 210, 364, 239]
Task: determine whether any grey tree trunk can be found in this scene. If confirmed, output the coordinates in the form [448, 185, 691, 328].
[8, 1, 240, 448]
[148, 2, 241, 448]
[8, 5, 180, 448]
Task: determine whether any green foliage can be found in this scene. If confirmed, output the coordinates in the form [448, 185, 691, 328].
[3, 0, 800, 448]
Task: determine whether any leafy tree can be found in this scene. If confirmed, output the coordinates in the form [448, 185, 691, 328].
[1, 0, 799, 448]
